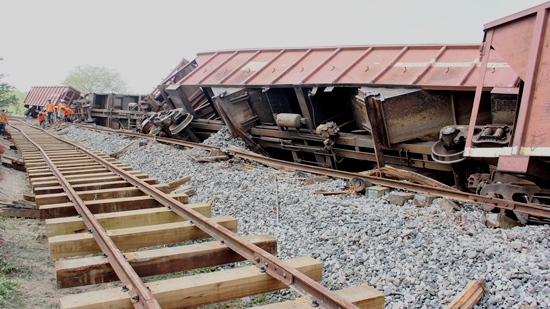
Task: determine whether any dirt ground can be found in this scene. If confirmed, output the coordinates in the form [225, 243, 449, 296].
[0, 135, 63, 308]
[0, 134, 105, 308]
[0, 130, 284, 308]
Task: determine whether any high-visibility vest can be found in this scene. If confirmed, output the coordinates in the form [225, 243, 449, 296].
[37, 113, 46, 124]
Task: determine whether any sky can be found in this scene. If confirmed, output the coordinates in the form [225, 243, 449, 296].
[0, 0, 547, 94]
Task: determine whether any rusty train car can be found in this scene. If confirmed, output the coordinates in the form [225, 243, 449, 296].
[138, 2, 550, 223]
[26, 3, 548, 222]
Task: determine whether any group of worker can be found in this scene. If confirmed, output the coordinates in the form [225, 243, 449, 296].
[38, 98, 75, 128]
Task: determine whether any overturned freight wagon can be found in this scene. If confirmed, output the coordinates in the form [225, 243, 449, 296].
[155, 44, 518, 179]
[23, 86, 81, 118]
[149, 2, 550, 223]
[111, 3, 549, 223]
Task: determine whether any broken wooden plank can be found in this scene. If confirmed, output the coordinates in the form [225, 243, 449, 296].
[0, 208, 40, 219]
[444, 280, 489, 309]
[166, 175, 191, 192]
[185, 149, 229, 163]
[1, 154, 26, 171]
[255, 284, 384, 309]
[6, 199, 36, 209]
[175, 184, 195, 196]
[39, 193, 188, 219]
[23, 194, 35, 202]
[313, 189, 354, 195]
[109, 140, 136, 158]
[0, 199, 38, 218]
[59, 256, 321, 309]
[45, 203, 211, 237]
[360, 165, 454, 190]
[305, 176, 331, 185]
[55, 234, 277, 288]
[49, 215, 238, 258]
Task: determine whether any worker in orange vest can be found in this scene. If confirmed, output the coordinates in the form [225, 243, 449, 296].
[37, 111, 47, 129]
[45, 98, 54, 124]
[0, 108, 8, 136]
[57, 99, 67, 119]
[61, 106, 75, 122]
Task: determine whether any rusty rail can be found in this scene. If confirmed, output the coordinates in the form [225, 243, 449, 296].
[227, 146, 550, 220]
[10, 123, 161, 309]
[25, 122, 359, 309]
[76, 123, 217, 151]
[71, 124, 550, 219]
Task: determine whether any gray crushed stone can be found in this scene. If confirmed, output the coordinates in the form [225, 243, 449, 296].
[59, 125, 550, 309]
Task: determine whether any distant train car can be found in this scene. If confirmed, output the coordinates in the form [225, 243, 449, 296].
[23, 86, 81, 118]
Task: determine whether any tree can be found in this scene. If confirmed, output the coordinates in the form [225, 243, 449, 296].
[61, 65, 128, 93]
[0, 57, 18, 109]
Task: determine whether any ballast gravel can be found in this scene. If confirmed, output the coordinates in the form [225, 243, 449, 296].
[60, 126, 550, 309]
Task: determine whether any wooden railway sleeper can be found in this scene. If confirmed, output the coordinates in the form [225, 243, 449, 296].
[11, 123, 161, 309]
[46, 131, 359, 308]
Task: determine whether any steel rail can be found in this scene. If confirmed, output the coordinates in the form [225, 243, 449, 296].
[227, 146, 550, 220]
[76, 123, 217, 151]
[10, 123, 161, 309]
[73, 124, 550, 218]
[45, 127, 359, 308]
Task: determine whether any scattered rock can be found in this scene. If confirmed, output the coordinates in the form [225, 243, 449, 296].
[413, 194, 435, 207]
[387, 191, 414, 206]
[60, 126, 550, 309]
[438, 198, 461, 212]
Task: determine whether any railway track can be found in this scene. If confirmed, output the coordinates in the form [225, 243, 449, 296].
[6, 120, 384, 309]
[74, 123, 550, 224]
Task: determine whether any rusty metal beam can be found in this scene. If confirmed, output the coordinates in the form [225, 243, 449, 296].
[293, 86, 315, 131]
[465, 32, 493, 153]
[510, 8, 548, 154]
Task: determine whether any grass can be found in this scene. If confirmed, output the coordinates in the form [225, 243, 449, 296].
[0, 257, 28, 307]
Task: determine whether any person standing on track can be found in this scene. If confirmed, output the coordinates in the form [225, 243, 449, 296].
[0, 108, 8, 136]
[57, 99, 66, 119]
[45, 98, 54, 124]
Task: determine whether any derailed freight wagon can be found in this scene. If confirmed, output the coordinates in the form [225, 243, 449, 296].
[23, 86, 81, 118]
[76, 3, 544, 223]
[145, 2, 550, 223]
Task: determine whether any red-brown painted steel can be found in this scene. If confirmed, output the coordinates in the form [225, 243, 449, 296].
[467, 2, 550, 162]
[178, 45, 518, 89]
[23, 86, 81, 107]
